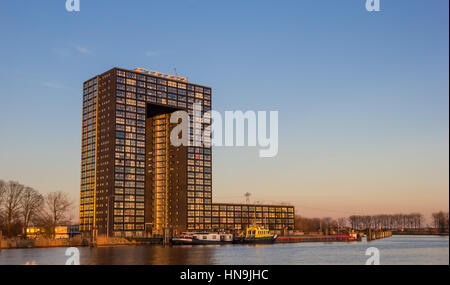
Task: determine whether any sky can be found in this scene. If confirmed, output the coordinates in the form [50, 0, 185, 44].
[0, 0, 448, 223]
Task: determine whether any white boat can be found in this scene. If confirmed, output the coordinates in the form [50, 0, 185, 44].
[171, 232, 233, 245]
[170, 232, 195, 245]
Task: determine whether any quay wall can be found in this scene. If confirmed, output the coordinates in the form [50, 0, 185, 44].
[276, 234, 357, 243]
[366, 230, 392, 241]
[0, 236, 154, 249]
[0, 237, 83, 249]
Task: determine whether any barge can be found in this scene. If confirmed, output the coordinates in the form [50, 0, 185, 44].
[275, 233, 360, 243]
[171, 232, 233, 245]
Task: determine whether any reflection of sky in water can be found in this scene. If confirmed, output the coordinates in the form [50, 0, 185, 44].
[0, 235, 448, 265]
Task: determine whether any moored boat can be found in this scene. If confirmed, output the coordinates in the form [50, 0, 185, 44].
[233, 226, 277, 244]
[171, 232, 233, 245]
[171, 232, 195, 245]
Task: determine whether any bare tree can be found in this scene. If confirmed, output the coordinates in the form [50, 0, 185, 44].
[0, 179, 6, 204]
[0, 179, 5, 231]
[347, 212, 428, 231]
[432, 211, 449, 233]
[20, 187, 43, 238]
[2, 181, 25, 237]
[37, 191, 73, 238]
[322, 217, 334, 233]
[348, 215, 357, 229]
[337, 217, 347, 231]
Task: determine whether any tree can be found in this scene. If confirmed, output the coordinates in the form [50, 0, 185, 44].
[346, 213, 427, 231]
[337, 217, 347, 231]
[410, 213, 423, 229]
[2, 181, 25, 237]
[37, 191, 73, 238]
[322, 217, 335, 233]
[432, 211, 449, 233]
[0, 179, 5, 232]
[348, 215, 357, 229]
[0, 179, 6, 204]
[20, 187, 43, 238]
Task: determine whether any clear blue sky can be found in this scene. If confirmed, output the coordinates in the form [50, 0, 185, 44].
[0, 0, 448, 221]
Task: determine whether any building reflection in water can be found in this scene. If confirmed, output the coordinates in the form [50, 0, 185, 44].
[80, 245, 218, 265]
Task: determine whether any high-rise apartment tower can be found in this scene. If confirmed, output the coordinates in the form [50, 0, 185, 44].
[80, 67, 294, 237]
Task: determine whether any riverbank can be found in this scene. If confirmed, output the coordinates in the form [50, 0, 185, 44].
[0, 236, 146, 249]
[1, 237, 82, 249]
[276, 234, 358, 243]
[1, 235, 448, 265]
[1, 232, 437, 249]
[392, 231, 448, 236]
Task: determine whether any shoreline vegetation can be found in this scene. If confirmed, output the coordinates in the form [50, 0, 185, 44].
[0, 180, 73, 240]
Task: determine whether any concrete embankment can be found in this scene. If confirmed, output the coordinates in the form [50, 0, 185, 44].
[0, 237, 83, 249]
[276, 234, 358, 243]
[366, 230, 392, 241]
[392, 231, 448, 236]
[0, 236, 162, 249]
[96, 236, 162, 246]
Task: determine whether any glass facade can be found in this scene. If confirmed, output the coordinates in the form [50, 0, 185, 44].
[187, 146, 212, 231]
[151, 114, 169, 234]
[211, 203, 295, 234]
[80, 77, 98, 232]
[114, 70, 147, 237]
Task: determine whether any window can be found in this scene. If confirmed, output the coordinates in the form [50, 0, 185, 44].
[126, 72, 136, 79]
[126, 79, 136, 85]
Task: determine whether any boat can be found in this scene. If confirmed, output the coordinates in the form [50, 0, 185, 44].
[171, 232, 195, 245]
[171, 232, 233, 245]
[233, 225, 277, 244]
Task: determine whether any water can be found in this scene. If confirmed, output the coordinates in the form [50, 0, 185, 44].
[0, 235, 448, 265]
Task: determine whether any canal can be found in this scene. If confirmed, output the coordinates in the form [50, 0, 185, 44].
[0, 235, 448, 265]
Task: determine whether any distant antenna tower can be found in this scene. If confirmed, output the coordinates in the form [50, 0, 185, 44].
[244, 192, 251, 204]
[174, 67, 178, 76]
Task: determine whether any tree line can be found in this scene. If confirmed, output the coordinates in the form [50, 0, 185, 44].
[294, 216, 348, 233]
[295, 212, 449, 233]
[0, 180, 73, 238]
[348, 213, 425, 230]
